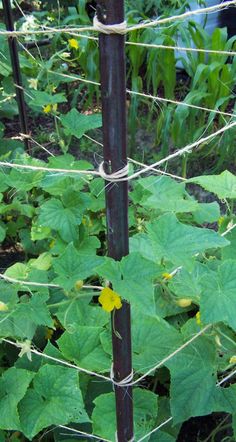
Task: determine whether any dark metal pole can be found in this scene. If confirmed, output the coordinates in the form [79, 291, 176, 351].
[96, 1, 133, 441]
[2, 0, 30, 151]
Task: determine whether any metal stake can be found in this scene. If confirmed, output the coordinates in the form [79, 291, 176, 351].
[97, 1, 134, 441]
[2, 0, 30, 151]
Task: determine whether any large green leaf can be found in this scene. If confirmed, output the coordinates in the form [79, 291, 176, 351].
[136, 176, 198, 213]
[29, 91, 67, 107]
[92, 389, 158, 441]
[192, 202, 220, 224]
[147, 213, 228, 268]
[96, 253, 161, 314]
[57, 326, 110, 372]
[38, 198, 81, 243]
[221, 227, 236, 260]
[60, 108, 102, 139]
[5, 169, 44, 192]
[53, 243, 102, 291]
[188, 170, 236, 199]
[200, 260, 236, 330]
[56, 299, 108, 329]
[169, 262, 209, 302]
[132, 314, 182, 373]
[19, 365, 89, 440]
[0, 367, 34, 431]
[0, 293, 53, 340]
[167, 319, 217, 423]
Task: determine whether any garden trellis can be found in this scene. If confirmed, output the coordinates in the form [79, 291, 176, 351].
[0, 0, 236, 441]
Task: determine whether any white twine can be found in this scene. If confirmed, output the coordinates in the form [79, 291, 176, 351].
[136, 417, 173, 442]
[99, 162, 129, 182]
[0, 1, 235, 37]
[46, 70, 236, 119]
[1, 338, 112, 382]
[126, 41, 236, 57]
[59, 425, 111, 442]
[110, 364, 134, 387]
[1, 325, 211, 388]
[93, 15, 127, 35]
[0, 273, 103, 290]
[0, 122, 235, 181]
[115, 432, 134, 442]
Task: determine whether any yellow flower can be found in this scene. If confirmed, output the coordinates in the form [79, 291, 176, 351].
[43, 103, 57, 113]
[98, 287, 122, 313]
[196, 311, 201, 326]
[162, 272, 173, 280]
[68, 38, 79, 50]
[229, 356, 236, 364]
[176, 298, 192, 308]
[0, 301, 8, 312]
[43, 104, 51, 113]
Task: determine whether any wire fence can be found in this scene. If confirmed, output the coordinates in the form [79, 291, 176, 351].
[0, 0, 236, 441]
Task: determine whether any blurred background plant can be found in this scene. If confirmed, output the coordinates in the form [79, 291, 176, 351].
[0, 0, 235, 176]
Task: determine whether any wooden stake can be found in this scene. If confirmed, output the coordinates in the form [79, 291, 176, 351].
[2, 0, 30, 151]
[97, 1, 134, 441]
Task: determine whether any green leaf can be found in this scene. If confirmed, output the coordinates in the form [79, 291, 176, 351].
[38, 198, 81, 242]
[188, 170, 236, 199]
[169, 262, 209, 301]
[56, 299, 108, 329]
[19, 365, 89, 440]
[130, 233, 156, 262]
[60, 108, 102, 139]
[0, 293, 53, 340]
[29, 90, 67, 107]
[29, 253, 52, 271]
[147, 213, 228, 268]
[167, 319, 217, 423]
[5, 169, 44, 191]
[57, 326, 110, 372]
[192, 202, 220, 224]
[92, 389, 158, 441]
[53, 243, 102, 291]
[200, 260, 236, 330]
[132, 314, 181, 373]
[0, 223, 6, 242]
[137, 176, 198, 213]
[96, 253, 161, 314]
[222, 227, 236, 260]
[0, 367, 34, 431]
[5, 262, 28, 280]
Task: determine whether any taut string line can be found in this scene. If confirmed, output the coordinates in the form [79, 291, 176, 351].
[0, 1, 235, 37]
